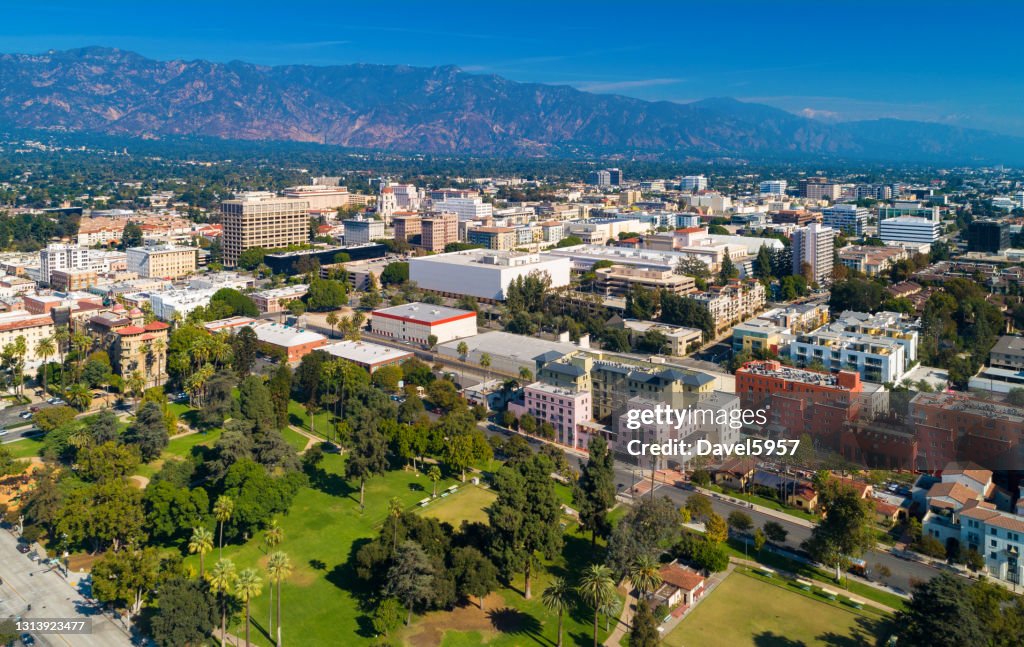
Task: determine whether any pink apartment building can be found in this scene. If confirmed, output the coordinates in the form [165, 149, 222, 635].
[508, 381, 593, 450]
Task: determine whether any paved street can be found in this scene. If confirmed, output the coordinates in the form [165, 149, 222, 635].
[0, 531, 134, 647]
[480, 422, 947, 595]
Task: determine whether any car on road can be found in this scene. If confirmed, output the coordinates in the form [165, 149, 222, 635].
[0, 430, 9, 437]
[20, 634, 35, 646]
[16, 543, 30, 554]
[29, 406, 39, 413]
[46, 398, 58, 404]
[19, 411, 32, 419]
[52, 398, 65, 405]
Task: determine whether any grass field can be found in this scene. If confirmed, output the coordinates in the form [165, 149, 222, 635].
[420, 484, 496, 526]
[280, 426, 310, 453]
[665, 570, 891, 647]
[3, 435, 45, 459]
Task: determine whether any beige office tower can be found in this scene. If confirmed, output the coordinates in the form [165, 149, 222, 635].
[420, 212, 459, 252]
[221, 192, 310, 266]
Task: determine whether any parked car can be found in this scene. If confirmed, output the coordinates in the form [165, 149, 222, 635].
[29, 406, 39, 413]
[0, 430, 9, 437]
[19, 411, 32, 419]
[16, 544, 30, 554]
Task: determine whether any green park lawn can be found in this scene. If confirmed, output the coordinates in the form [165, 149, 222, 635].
[3, 435, 45, 459]
[286, 399, 334, 438]
[420, 483, 496, 526]
[188, 450, 618, 647]
[665, 570, 892, 647]
[280, 426, 310, 453]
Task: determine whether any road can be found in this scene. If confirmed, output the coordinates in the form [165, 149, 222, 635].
[480, 422, 945, 595]
[0, 531, 134, 647]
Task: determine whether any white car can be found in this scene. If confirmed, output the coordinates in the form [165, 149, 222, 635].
[19, 411, 32, 419]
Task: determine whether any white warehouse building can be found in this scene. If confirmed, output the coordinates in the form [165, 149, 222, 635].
[408, 249, 571, 301]
[371, 302, 478, 345]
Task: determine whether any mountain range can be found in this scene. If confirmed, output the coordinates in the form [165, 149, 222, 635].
[0, 47, 1020, 163]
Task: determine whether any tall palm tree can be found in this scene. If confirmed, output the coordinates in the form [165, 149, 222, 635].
[577, 564, 617, 647]
[151, 337, 166, 381]
[628, 555, 662, 600]
[35, 336, 55, 394]
[54, 326, 70, 390]
[387, 497, 403, 551]
[213, 495, 234, 558]
[188, 526, 214, 578]
[71, 332, 91, 375]
[207, 558, 237, 647]
[325, 311, 339, 338]
[427, 465, 441, 498]
[263, 519, 283, 552]
[267, 551, 292, 647]
[235, 568, 263, 647]
[541, 577, 572, 647]
[479, 352, 492, 381]
[126, 370, 145, 412]
[11, 336, 26, 395]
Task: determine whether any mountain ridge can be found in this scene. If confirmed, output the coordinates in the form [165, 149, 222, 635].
[0, 47, 1019, 163]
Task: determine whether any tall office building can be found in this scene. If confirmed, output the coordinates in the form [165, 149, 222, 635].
[680, 175, 708, 192]
[607, 168, 623, 186]
[220, 192, 310, 267]
[879, 216, 941, 245]
[39, 244, 91, 284]
[822, 204, 869, 236]
[431, 197, 493, 221]
[792, 223, 834, 285]
[421, 212, 459, 252]
[966, 220, 1010, 253]
[759, 180, 787, 195]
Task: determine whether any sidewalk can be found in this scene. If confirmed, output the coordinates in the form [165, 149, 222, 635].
[690, 483, 816, 529]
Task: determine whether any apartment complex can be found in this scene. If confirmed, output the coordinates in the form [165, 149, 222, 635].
[112, 320, 171, 388]
[790, 327, 907, 383]
[126, 244, 197, 279]
[420, 212, 459, 252]
[594, 265, 696, 297]
[49, 269, 98, 292]
[616, 319, 703, 356]
[0, 310, 56, 369]
[690, 280, 767, 335]
[508, 382, 593, 449]
[736, 360, 863, 445]
[838, 245, 909, 276]
[911, 393, 1024, 471]
[220, 192, 310, 266]
[791, 223, 834, 284]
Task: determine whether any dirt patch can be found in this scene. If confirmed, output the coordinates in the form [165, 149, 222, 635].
[403, 593, 508, 647]
[129, 475, 150, 489]
[67, 552, 103, 573]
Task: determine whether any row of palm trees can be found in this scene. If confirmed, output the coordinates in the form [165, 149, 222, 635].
[188, 504, 292, 647]
[540, 556, 664, 647]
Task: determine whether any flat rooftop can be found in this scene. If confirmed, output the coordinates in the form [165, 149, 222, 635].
[373, 302, 475, 323]
[252, 322, 326, 347]
[438, 331, 579, 363]
[321, 340, 413, 365]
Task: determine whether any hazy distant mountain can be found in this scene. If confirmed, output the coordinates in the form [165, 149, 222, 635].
[1, 47, 1020, 163]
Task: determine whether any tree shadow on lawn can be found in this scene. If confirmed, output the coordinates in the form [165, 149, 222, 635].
[306, 465, 357, 500]
[551, 532, 602, 581]
[816, 615, 892, 647]
[753, 632, 809, 647]
[408, 482, 425, 492]
[486, 607, 547, 645]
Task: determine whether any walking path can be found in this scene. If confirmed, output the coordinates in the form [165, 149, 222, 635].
[288, 424, 322, 453]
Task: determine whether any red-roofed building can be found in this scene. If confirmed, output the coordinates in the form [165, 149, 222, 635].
[653, 562, 705, 608]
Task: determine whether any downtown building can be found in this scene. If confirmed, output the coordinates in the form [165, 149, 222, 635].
[689, 279, 767, 335]
[791, 222, 834, 284]
[821, 204, 869, 236]
[220, 192, 310, 267]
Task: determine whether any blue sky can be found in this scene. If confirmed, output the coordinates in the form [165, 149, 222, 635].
[5, 1, 1024, 134]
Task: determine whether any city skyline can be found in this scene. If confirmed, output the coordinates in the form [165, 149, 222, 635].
[4, 1, 1024, 135]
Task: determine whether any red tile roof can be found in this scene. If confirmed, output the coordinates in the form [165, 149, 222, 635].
[658, 564, 704, 591]
[144, 321, 170, 331]
[116, 326, 146, 335]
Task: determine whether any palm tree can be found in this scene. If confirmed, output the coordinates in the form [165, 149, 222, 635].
[387, 497, 403, 551]
[71, 332, 91, 375]
[235, 568, 263, 647]
[11, 336, 26, 395]
[480, 352, 492, 381]
[325, 311, 339, 338]
[189, 527, 214, 578]
[35, 336, 55, 394]
[263, 519, 283, 552]
[427, 465, 441, 498]
[151, 337, 166, 380]
[66, 382, 91, 412]
[267, 551, 292, 647]
[577, 564, 617, 647]
[628, 555, 662, 600]
[127, 370, 145, 412]
[541, 577, 572, 647]
[519, 366, 533, 382]
[53, 326, 70, 389]
[207, 558, 237, 647]
[457, 341, 469, 361]
[214, 495, 234, 558]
